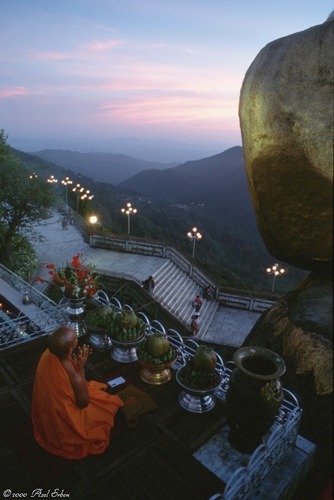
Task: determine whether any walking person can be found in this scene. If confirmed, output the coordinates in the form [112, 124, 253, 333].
[203, 285, 214, 301]
[143, 275, 155, 296]
[191, 314, 200, 336]
[61, 216, 68, 229]
[193, 294, 202, 313]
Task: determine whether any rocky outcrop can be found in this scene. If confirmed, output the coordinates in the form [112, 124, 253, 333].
[244, 273, 332, 395]
[239, 18, 333, 272]
[238, 16, 333, 480]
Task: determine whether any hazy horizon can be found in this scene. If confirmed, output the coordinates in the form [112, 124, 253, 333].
[15, 136, 238, 164]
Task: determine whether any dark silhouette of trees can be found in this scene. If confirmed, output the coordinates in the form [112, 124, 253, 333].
[0, 130, 55, 267]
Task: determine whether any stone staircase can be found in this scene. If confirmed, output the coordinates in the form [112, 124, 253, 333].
[152, 261, 219, 336]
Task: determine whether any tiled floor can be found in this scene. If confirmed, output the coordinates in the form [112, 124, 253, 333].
[194, 427, 316, 499]
[29, 212, 261, 348]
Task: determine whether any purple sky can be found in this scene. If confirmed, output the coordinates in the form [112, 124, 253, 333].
[1, 0, 332, 161]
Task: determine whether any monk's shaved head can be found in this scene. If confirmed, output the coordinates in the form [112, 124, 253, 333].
[47, 326, 77, 357]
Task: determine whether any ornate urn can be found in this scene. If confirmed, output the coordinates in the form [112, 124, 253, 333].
[225, 346, 286, 453]
[109, 309, 146, 363]
[64, 296, 86, 337]
[137, 333, 178, 385]
[176, 345, 222, 413]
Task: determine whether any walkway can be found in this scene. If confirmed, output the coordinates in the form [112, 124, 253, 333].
[30, 212, 261, 348]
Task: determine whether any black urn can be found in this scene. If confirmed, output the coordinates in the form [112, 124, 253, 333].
[225, 346, 286, 453]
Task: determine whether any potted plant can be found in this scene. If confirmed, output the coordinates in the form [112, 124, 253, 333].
[176, 345, 222, 413]
[34, 253, 100, 336]
[35, 253, 100, 300]
[107, 309, 147, 363]
[137, 333, 178, 385]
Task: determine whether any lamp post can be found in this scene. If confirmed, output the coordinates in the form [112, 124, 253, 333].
[89, 215, 98, 225]
[73, 185, 94, 212]
[80, 189, 94, 206]
[121, 202, 137, 235]
[266, 263, 285, 292]
[187, 227, 202, 260]
[61, 177, 73, 209]
[72, 184, 84, 211]
[47, 175, 58, 184]
[88, 214, 98, 245]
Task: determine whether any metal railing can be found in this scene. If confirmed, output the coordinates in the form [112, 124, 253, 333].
[0, 264, 68, 350]
[92, 293, 302, 500]
[90, 233, 274, 313]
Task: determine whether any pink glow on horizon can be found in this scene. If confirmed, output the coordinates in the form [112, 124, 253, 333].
[1, 0, 331, 155]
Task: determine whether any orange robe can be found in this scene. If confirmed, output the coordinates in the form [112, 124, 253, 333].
[31, 349, 124, 459]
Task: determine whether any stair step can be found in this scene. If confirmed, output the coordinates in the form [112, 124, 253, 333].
[162, 275, 196, 305]
[156, 269, 184, 296]
[153, 261, 175, 282]
[150, 259, 218, 333]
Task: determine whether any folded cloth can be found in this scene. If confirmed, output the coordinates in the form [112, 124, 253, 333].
[116, 385, 159, 428]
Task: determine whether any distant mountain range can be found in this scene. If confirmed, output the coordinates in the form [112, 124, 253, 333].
[31, 146, 256, 235]
[22, 143, 264, 250]
[32, 149, 177, 184]
[118, 146, 258, 237]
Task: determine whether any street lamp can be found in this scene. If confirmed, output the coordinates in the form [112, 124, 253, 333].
[89, 215, 98, 225]
[47, 175, 58, 184]
[121, 202, 137, 234]
[266, 263, 285, 292]
[61, 177, 73, 209]
[72, 184, 84, 211]
[80, 189, 94, 205]
[187, 227, 202, 260]
[73, 184, 94, 212]
[88, 214, 98, 245]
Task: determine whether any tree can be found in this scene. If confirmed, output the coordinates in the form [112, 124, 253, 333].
[0, 130, 55, 265]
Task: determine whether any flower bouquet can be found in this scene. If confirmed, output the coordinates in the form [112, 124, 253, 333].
[35, 253, 100, 338]
[36, 253, 100, 299]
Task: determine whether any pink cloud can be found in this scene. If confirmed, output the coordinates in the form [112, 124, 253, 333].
[0, 86, 28, 99]
[99, 94, 239, 129]
[29, 38, 123, 63]
[86, 38, 124, 52]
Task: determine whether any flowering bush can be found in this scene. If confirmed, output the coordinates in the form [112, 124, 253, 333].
[36, 253, 100, 299]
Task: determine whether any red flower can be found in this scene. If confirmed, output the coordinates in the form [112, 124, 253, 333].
[34, 254, 100, 299]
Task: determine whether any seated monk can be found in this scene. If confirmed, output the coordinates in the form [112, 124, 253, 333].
[31, 325, 124, 459]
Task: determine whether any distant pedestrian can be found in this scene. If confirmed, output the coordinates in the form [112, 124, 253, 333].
[203, 285, 214, 301]
[61, 217, 68, 230]
[191, 314, 200, 336]
[193, 294, 202, 312]
[143, 275, 155, 296]
[68, 209, 74, 224]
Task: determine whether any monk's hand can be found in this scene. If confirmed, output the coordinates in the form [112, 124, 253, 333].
[74, 344, 93, 368]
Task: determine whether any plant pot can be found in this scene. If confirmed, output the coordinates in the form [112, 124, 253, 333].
[138, 351, 178, 385]
[176, 366, 222, 413]
[225, 346, 286, 453]
[64, 296, 86, 337]
[110, 334, 145, 363]
[83, 320, 112, 350]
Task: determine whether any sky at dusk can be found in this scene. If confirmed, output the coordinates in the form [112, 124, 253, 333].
[1, 0, 333, 162]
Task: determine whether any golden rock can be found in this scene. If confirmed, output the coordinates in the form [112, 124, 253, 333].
[239, 18, 333, 271]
